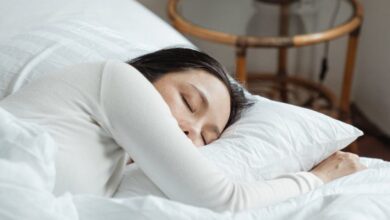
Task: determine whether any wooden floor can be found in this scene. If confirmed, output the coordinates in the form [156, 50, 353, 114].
[356, 136, 390, 161]
[350, 104, 390, 161]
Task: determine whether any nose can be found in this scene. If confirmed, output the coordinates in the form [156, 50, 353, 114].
[180, 121, 203, 147]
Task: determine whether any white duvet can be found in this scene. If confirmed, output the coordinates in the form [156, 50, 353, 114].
[1, 105, 390, 220]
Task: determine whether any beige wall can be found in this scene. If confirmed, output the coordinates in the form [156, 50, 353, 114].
[353, 0, 390, 135]
[138, 0, 390, 135]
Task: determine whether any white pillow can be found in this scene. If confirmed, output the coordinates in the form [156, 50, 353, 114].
[0, 17, 193, 98]
[0, 0, 192, 47]
[201, 96, 363, 181]
[0, 19, 149, 98]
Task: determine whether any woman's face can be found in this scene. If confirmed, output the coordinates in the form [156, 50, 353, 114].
[153, 69, 230, 147]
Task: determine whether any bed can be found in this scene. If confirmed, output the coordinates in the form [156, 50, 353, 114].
[0, 0, 389, 219]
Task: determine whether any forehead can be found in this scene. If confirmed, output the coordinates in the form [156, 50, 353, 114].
[168, 69, 224, 91]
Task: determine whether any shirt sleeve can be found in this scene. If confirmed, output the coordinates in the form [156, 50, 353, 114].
[99, 60, 323, 211]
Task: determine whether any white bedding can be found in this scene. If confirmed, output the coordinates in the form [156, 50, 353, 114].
[1, 0, 389, 219]
[0, 0, 191, 46]
[1, 107, 390, 220]
[0, 0, 192, 98]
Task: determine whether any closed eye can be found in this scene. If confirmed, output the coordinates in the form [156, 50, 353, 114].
[181, 94, 193, 112]
[201, 134, 207, 145]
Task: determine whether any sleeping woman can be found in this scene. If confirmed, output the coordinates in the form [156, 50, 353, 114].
[0, 48, 366, 211]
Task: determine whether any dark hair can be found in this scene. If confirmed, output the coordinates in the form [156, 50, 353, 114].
[127, 47, 252, 129]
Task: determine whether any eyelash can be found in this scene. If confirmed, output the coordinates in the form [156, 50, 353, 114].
[181, 95, 193, 112]
[201, 135, 207, 145]
[181, 94, 205, 144]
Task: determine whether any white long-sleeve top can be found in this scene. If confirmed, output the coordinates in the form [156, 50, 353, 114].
[0, 60, 322, 211]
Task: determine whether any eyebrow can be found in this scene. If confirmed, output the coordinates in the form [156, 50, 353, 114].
[190, 83, 221, 137]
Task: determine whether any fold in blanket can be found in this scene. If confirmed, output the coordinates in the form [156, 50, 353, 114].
[0, 107, 390, 220]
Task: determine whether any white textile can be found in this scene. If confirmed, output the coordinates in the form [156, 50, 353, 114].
[0, 106, 389, 220]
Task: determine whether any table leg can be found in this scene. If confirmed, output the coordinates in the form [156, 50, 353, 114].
[340, 28, 361, 154]
[236, 46, 248, 86]
[339, 28, 361, 122]
[278, 47, 288, 101]
[278, 3, 290, 102]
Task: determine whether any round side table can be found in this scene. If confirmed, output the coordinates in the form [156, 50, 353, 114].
[168, 0, 363, 151]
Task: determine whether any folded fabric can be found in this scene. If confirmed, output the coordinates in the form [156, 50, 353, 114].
[0, 107, 78, 220]
[1, 105, 388, 220]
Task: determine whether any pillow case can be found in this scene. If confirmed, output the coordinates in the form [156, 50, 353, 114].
[0, 0, 192, 46]
[201, 96, 363, 181]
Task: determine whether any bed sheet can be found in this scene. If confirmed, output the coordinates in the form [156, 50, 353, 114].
[1, 103, 390, 220]
[0, 0, 191, 47]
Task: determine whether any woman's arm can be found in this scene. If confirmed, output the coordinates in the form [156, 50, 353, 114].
[99, 60, 323, 211]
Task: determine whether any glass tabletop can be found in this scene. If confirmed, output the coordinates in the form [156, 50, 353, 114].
[178, 0, 354, 37]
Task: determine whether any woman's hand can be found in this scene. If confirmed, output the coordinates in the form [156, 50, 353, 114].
[310, 151, 367, 183]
